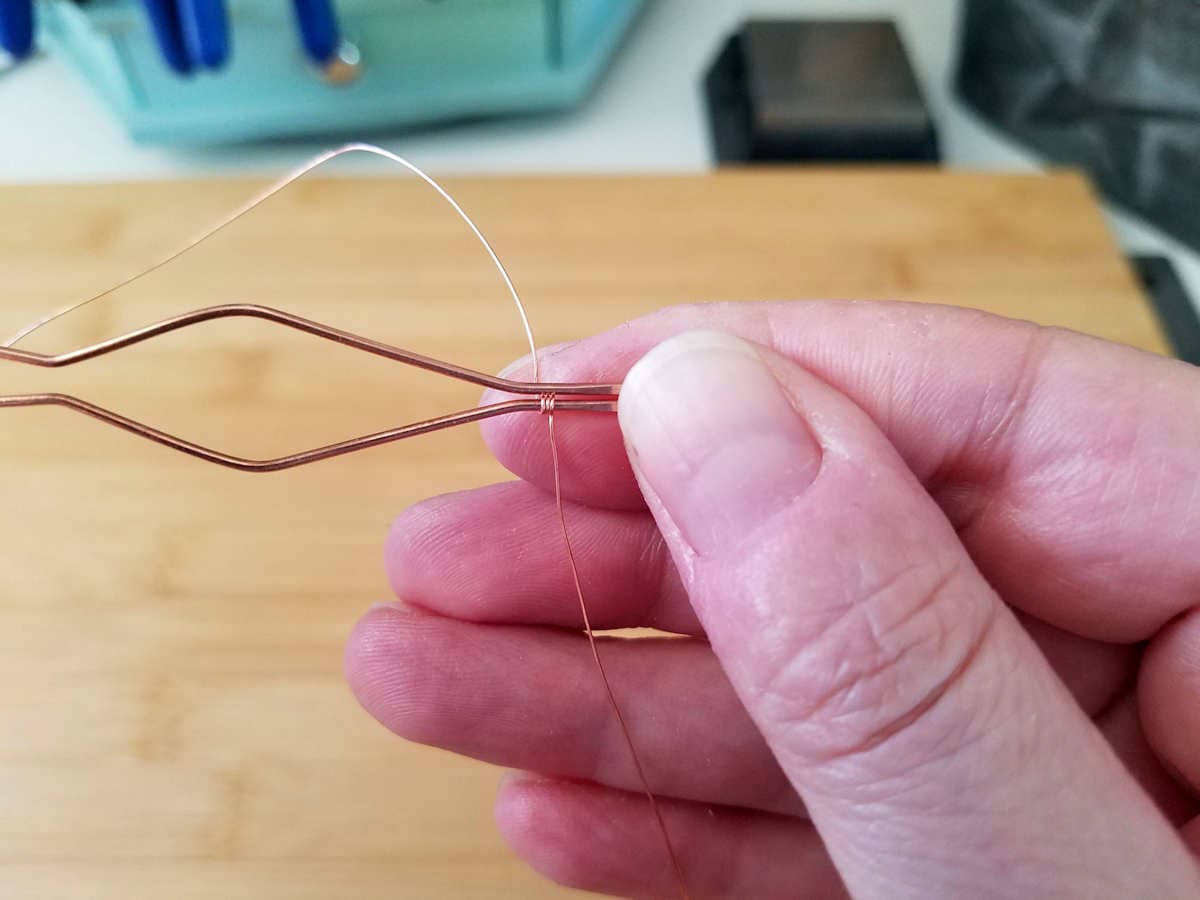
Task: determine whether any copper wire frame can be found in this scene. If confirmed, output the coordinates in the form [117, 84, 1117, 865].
[0, 303, 619, 472]
[0, 142, 620, 473]
[0, 144, 688, 896]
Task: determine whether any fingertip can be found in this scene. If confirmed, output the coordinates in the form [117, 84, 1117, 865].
[343, 603, 453, 746]
[495, 775, 845, 899]
[1182, 816, 1200, 857]
[385, 483, 562, 615]
[480, 340, 581, 420]
[479, 341, 651, 510]
[494, 770, 549, 835]
[494, 775, 602, 893]
[384, 483, 570, 621]
[344, 603, 402, 681]
[384, 491, 476, 604]
[492, 336, 582, 386]
[480, 402, 644, 509]
[494, 777, 583, 897]
[478, 403, 544, 487]
[1138, 607, 1200, 795]
[344, 602, 403, 701]
[383, 508, 417, 600]
[478, 349, 542, 485]
[495, 353, 536, 383]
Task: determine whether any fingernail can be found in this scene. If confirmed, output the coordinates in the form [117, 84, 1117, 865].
[496, 770, 550, 799]
[367, 601, 402, 615]
[618, 330, 822, 558]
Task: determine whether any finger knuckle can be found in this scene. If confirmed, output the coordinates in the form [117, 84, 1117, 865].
[753, 558, 996, 767]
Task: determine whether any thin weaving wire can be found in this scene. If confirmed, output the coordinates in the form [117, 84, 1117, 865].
[4, 144, 688, 897]
[548, 409, 688, 896]
[3, 143, 536, 361]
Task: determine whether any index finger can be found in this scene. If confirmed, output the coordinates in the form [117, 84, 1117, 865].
[480, 300, 1200, 641]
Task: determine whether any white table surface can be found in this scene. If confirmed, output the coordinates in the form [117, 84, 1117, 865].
[2, 0, 1197, 314]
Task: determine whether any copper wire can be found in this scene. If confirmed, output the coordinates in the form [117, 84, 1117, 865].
[3, 143, 539, 374]
[548, 409, 689, 896]
[0, 302, 618, 471]
[0, 145, 689, 896]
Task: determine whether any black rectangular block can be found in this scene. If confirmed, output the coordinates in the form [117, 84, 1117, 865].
[705, 19, 939, 163]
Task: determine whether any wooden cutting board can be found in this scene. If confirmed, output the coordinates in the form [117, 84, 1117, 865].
[0, 169, 1166, 899]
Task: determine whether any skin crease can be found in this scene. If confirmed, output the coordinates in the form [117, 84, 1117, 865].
[345, 301, 1200, 899]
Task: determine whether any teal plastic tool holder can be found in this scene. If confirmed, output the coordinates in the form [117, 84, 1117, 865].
[38, 0, 644, 144]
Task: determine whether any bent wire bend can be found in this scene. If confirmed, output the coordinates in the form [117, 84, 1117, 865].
[0, 304, 620, 473]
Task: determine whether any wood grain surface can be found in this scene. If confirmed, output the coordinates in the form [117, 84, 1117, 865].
[0, 169, 1165, 899]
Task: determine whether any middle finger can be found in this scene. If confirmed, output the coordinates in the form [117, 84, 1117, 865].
[345, 603, 801, 815]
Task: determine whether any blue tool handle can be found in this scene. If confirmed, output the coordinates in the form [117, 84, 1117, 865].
[140, 0, 193, 75]
[0, 0, 34, 60]
[292, 0, 339, 64]
[177, 0, 230, 69]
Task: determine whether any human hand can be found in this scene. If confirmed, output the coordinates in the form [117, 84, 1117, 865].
[345, 301, 1200, 898]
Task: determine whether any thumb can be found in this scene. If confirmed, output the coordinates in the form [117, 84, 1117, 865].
[617, 330, 1198, 898]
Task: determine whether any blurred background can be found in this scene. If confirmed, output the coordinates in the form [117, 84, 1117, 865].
[1, 4, 1197, 897]
[1, 0, 1197, 340]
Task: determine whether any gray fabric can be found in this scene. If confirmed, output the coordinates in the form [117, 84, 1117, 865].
[956, 0, 1200, 251]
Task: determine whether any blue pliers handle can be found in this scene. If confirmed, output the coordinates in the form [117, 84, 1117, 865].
[292, 0, 339, 64]
[139, 0, 340, 74]
[141, 0, 193, 74]
[141, 0, 228, 73]
[0, 0, 34, 61]
[176, 0, 230, 69]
